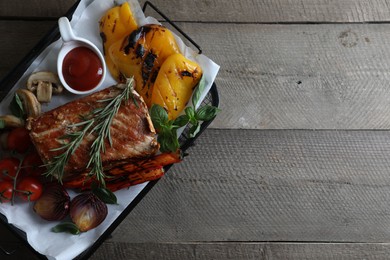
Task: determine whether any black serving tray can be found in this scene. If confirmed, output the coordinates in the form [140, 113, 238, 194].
[0, 1, 219, 259]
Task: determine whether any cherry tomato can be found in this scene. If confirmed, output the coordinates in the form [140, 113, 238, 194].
[0, 131, 9, 150]
[0, 157, 20, 181]
[0, 181, 13, 202]
[7, 127, 32, 154]
[16, 177, 43, 201]
[22, 151, 45, 177]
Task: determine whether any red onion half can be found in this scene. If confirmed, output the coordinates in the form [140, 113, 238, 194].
[70, 193, 108, 232]
[33, 182, 70, 221]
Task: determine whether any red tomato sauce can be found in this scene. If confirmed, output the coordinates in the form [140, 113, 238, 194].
[62, 46, 103, 92]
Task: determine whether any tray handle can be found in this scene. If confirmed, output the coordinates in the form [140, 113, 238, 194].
[142, 1, 202, 54]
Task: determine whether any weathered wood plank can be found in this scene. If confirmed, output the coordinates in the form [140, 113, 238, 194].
[3, 0, 390, 23]
[107, 129, 390, 243]
[0, 0, 76, 18]
[90, 242, 390, 260]
[3, 22, 390, 129]
[0, 21, 55, 82]
[179, 22, 390, 130]
[141, 0, 390, 23]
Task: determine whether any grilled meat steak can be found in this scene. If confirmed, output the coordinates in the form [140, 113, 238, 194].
[29, 83, 159, 180]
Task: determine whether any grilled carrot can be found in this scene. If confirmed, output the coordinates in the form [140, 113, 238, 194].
[63, 166, 165, 190]
[107, 150, 182, 176]
[105, 167, 165, 192]
[63, 150, 181, 190]
[63, 175, 94, 189]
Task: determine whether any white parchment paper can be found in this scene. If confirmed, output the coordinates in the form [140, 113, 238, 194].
[0, 0, 219, 259]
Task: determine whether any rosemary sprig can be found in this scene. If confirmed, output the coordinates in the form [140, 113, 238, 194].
[45, 120, 94, 182]
[87, 78, 134, 185]
[45, 78, 135, 185]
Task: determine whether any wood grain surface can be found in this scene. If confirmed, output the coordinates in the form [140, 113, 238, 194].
[3, 22, 390, 129]
[107, 129, 390, 243]
[1, 0, 390, 259]
[90, 242, 390, 260]
[0, 0, 76, 18]
[0, 21, 55, 80]
[3, 0, 390, 23]
[141, 0, 390, 23]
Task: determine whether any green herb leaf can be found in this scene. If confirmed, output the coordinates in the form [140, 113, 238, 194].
[0, 119, 5, 129]
[150, 105, 181, 153]
[9, 93, 24, 118]
[92, 185, 118, 204]
[192, 76, 205, 108]
[158, 130, 179, 153]
[149, 76, 220, 152]
[196, 105, 220, 121]
[173, 114, 189, 128]
[51, 222, 80, 235]
[189, 122, 201, 138]
[150, 104, 169, 131]
[185, 107, 197, 125]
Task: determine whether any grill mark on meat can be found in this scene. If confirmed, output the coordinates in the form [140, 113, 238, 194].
[29, 84, 159, 179]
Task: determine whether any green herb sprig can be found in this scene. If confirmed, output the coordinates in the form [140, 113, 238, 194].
[51, 222, 80, 235]
[87, 77, 134, 185]
[151, 77, 220, 152]
[9, 93, 25, 118]
[45, 120, 95, 182]
[0, 93, 25, 129]
[45, 78, 135, 185]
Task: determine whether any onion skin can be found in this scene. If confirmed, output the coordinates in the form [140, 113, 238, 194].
[70, 193, 108, 232]
[33, 182, 70, 221]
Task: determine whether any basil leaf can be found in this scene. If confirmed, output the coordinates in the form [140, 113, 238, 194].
[185, 107, 197, 125]
[150, 104, 168, 130]
[189, 122, 201, 138]
[158, 130, 179, 152]
[191, 76, 206, 108]
[196, 105, 220, 121]
[92, 185, 118, 204]
[9, 93, 24, 118]
[173, 114, 189, 128]
[51, 222, 80, 235]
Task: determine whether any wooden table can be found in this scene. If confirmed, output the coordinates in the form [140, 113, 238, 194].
[2, 0, 390, 259]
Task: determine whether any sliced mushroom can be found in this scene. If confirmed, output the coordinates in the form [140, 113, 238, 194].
[0, 115, 25, 128]
[36, 81, 53, 103]
[16, 89, 41, 118]
[26, 71, 63, 97]
[25, 117, 35, 131]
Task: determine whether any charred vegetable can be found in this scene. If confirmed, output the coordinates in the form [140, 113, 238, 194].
[99, 2, 138, 80]
[106, 166, 164, 192]
[151, 53, 203, 119]
[109, 24, 180, 106]
[63, 150, 182, 190]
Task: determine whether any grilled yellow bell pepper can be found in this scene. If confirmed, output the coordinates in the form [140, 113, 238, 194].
[108, 24, 180, 106]
[99, 2, 138, 80]
[151, 53, 203, 119]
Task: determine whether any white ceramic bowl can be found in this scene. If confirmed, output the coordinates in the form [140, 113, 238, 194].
[57, 17, 106, 95]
